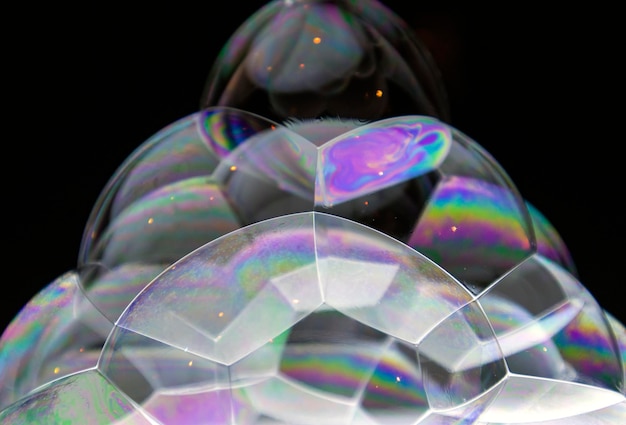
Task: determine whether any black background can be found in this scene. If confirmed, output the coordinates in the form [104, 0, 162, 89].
[4, 1, 624, 331]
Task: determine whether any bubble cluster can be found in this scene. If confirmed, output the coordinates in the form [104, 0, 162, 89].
[0, 0, 623, 424]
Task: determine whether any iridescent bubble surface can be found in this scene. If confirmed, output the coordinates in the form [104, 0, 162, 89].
[80, 110, 536, 310]
[2, 105, 622, 417]
[0, 272, 111, 407]
[1, 108, 623, 423]
[0, 370, 153, 424]
[2, 213, 624, 424]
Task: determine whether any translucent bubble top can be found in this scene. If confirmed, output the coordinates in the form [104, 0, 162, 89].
[0, 0, 624, 422]
[201, 0, 450, 122]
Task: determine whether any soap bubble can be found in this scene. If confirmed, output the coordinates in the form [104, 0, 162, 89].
[201, 0, 450, 122]
[0, 0, 623, 423]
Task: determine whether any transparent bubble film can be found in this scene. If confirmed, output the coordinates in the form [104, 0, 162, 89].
[201, 0, 450, 123]
[1, 0, 624, 424]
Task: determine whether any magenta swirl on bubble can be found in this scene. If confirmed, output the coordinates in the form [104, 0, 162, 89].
[316, 117, 451, 205]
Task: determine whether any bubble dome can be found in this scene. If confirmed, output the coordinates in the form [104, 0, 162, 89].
[1, 1, 624, 424]
[200, 0, 450, 122]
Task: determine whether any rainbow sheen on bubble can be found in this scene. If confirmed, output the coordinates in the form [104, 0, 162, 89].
[409, 175, 532, 289]
[201, 108, 276, 158]
[315, 116, 450, 205]
[77, 109, 540, 312]
[92, 213, 506, 423]
[2, 105, 623, 424]
[527, 201, 578, 275]
[0, 272, 109, 407]
[0, 370, 152, 425]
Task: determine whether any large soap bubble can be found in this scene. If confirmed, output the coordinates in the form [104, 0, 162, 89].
[2, 110, 623, 424]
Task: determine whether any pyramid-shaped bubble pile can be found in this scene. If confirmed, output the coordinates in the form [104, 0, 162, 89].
[1, 1, 624, 424]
